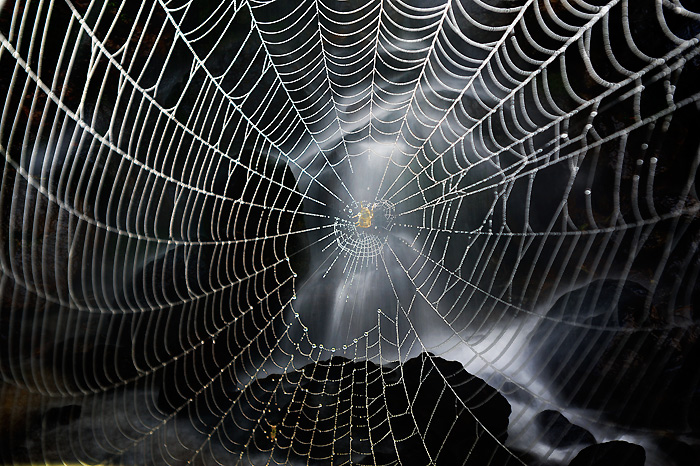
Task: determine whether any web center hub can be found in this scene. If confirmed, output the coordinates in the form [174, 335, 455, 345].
[333, 200, 395, 259]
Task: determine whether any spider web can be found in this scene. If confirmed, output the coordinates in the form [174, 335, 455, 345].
[1, 0, 700, 465]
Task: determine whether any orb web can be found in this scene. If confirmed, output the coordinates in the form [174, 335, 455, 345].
[1, 0, 700, 465]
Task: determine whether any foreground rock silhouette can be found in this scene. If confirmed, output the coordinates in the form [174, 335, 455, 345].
[568, 441, 645, 466]
[535, 410, 596, 449]
[176, 352, 512, 465]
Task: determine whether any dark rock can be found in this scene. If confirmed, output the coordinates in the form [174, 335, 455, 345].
[500, 381, 532, 404]
[386, 353, 512, 465]
[535, 410, 595, 448]
[656, 437, 700, 466]
[569, 441, 645, 466]
[174, 353, 513, 465]
[42, 405, 82, 430]
[532, 279, 700, 430]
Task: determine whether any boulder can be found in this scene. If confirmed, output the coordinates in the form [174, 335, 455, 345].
[535, 410, 595, 448]
[569, 441, 645, 466]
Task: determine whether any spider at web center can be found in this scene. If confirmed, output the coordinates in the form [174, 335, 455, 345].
[354, 202, 374, 228]
[333, 200, 395, 260]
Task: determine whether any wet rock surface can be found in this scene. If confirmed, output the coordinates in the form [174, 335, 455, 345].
[535, 410, 596, 449]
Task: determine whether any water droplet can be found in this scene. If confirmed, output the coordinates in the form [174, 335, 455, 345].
[584, 189, 591, 195]
[636, 159, 644, 166]
[650, 157, 658, 164]
[561, 133, 568, 139]
[641, 143, 649, 150]
[311, 344, 317, 348]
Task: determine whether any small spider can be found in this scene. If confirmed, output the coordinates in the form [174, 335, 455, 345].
[268, 424, 278, 441]
[353, 202, 374, 228]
